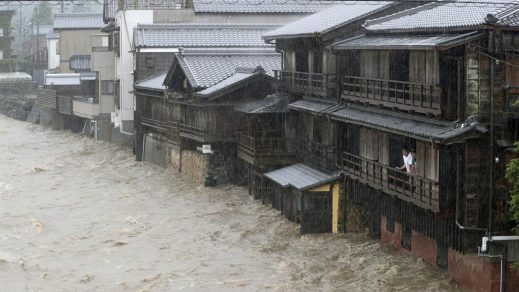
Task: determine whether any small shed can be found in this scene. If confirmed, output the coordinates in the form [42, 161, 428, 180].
[0, 72, 33, 100]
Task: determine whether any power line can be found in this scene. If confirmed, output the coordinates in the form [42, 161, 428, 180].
[2, 0, 519, 7]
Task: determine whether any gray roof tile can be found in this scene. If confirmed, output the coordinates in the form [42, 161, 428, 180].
[329, 104, 486, 143]
[134, 24, 277, 48]
[193, 0, 343, 14]
[264, 163, 340, 190]
[331, 31, 482, 51]
[364, 1, 519, 32]
[54, 13, 104, 30]
[263, 2, 393, 40]
[288, 98, 337, 114]
[235, 93, 288, 113]
[134, 73, 167, 91]
[175, 49, 281, 89]
[196, 71, 257, 97]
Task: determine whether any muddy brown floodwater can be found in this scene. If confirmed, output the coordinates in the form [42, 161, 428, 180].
[0, 115, 465, 291]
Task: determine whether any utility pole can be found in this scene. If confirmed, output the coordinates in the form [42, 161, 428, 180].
[61, 0, 65, 13]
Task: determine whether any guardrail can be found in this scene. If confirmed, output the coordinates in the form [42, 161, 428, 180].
[341, 151, 440, 211]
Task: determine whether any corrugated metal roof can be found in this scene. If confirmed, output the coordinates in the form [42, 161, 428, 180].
[134, 73, 167, 91]
[175, 49, 281, 89]
[70, 55, 91, 71]
[235, 93, 288, 114]
[364, 1, 519, 32]
[263, 2, 393, 40]
[134, 24, 277, 48]
[0, 72, 32, 83]
[264, 163, 340, 191]
[45, 73, 81, 86]
[331, 32, 482, 51]
[193, 0, 343, 14]
[54, 13, 104, 30]
[329, 104, 486, 143]
[288, 99, 337, 114]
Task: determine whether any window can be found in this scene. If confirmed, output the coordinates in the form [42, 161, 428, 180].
[101, 80, 114, 95]
[145, 57, 155, 68]
[0, 28, 3, 37]
[0, 50, 4, 60]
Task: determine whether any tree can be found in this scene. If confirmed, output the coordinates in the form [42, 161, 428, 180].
[30, 2, 53, 25]
[506, 142, 519, 233]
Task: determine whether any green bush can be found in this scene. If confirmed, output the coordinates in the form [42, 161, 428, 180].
[506, 142, 519, 233]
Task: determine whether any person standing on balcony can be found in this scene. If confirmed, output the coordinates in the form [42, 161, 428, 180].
[396, 148, 414, 174]
[410, 149, 417, 174]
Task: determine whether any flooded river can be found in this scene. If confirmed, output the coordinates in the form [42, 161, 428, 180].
[0, 115, 464, 291]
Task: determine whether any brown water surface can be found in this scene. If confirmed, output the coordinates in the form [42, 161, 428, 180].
[0, 115, 464, 291]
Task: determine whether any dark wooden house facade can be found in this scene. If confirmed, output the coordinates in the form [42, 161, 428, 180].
[261, 2, 519, 290]
[258, 2, 415, 234]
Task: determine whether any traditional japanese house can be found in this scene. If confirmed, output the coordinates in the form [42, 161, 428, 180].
[103, 0, 337, 141]
[134, 30, 280, 185]
[328, 1, 519, 291]
[259, 2, 409, 234]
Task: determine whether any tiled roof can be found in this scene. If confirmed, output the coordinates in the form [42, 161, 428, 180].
[263, 2, 393, 40]
[192, 0, 343, 14]
[364, 0, 519, 32]
[288, 99, 338, 114]
[331, 31, 482, 51]
[134, 24, 277, 48]
[264, 163, 340, 191]
[0, 72, 32, 83]
[195, 67, 270, 98]
[235, 93, 288, 113]
[54, 13, 104, 30]
[329, 104, 487, 143]
[174, 49, 281, 89]
[134, 73, 167, 91]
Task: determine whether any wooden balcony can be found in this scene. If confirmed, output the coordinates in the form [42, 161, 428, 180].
[275, 70, 336, 99]
[180, 123, 243, 143]
[341, 76, 442, 116]
[140, 117, 180, 144]
[340, 151, 440, 212]
[237, 132, 298, 167]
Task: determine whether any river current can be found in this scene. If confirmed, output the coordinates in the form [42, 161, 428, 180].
[0, 115, 464, 291]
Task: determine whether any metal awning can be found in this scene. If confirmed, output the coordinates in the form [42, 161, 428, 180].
[264, 163, 340, 191]
[331, 31, 483, 51]
[288, 99, 338, 115]
[45, 73, 81, 85]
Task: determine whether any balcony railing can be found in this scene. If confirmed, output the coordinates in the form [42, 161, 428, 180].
[275, 70, 336, 99]
[237, 132, 298, 166]
[180, 123, 243, 143]
[140, 117, 180, 144]
[58, 95, 73, 115]
[341, 151, 440, 212]
[341, 76, 442, 115]
[38, 89, 57, 109]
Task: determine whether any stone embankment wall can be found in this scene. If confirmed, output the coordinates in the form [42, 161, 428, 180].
[168, 143, 246, 186]
[0, 98, 33, 121]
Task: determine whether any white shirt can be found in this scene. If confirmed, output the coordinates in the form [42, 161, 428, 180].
[403, 153, 414, 173]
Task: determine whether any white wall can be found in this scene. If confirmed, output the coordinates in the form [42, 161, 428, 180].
[47, 38, 59, 70]
[116, 10, 154, 134]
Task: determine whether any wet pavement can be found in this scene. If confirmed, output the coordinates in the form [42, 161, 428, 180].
[0, 115, 464, 291]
